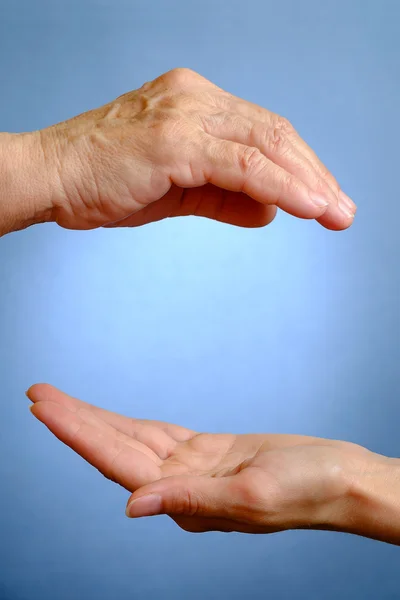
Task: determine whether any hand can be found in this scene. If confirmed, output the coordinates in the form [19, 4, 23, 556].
[2, 68, 356, 236]
[27, 385, 400, 544]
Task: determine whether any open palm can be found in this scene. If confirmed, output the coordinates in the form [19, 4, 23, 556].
[28, 384, 370, 534]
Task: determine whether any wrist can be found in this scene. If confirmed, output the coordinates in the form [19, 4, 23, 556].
[0, 131, 55, 236]
[327, 448, 400, 545]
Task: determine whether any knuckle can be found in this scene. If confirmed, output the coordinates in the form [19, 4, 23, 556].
[239, 146, 266, 177]
[267, 118, 292, 154]
[170, 487, 200, 516]
[263, 115, 296, 155]
[164, 67, 197, 89]
[273, 115, 294, 134]
[137, 78, 154, 94]
[278, 116, 294, 134]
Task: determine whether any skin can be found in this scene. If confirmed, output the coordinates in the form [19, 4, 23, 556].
[28, 385, 400, 545]
[5, 68, 397, 546]
[0, 67, 356, 237]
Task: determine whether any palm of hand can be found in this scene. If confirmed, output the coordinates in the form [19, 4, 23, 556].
[28, 384, 365, 534]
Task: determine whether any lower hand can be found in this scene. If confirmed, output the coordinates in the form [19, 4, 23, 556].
[27, 384, 399, 544]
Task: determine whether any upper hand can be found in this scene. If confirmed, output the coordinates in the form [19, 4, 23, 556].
[35, 68, 356, 231]
[27, 384, 395, 542]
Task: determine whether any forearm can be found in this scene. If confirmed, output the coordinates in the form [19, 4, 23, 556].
[0, 132, 54, 236]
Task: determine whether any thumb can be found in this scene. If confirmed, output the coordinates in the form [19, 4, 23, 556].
[125, 475, 239, 520]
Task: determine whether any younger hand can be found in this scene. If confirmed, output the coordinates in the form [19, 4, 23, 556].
[27, 384, 396, 542]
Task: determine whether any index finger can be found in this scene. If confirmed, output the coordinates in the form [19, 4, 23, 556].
[27, 383, 195, 443]
[30, 400, 162, 491]
[217, 92, 342, 193]
[212, 91, 357, 227]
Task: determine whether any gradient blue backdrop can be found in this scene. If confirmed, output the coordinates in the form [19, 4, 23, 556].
[0, 0, 399, 598]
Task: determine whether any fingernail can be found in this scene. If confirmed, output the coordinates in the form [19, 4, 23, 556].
[309, 192, 330, 209]
[339, 199, 355, 219]
[339, 190, 357, 214]
[126, 494, 163, 518]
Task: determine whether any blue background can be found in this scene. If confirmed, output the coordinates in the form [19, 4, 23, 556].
[0, 0, 399, 598]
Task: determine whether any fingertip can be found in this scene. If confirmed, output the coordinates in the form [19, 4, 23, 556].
[25, 385, 35, 399]
[316, 219, 353, 232]
[28, 399, 61, 419]
[316, 202, 355, 231]
[29, 401, 42, 419]
[26, 383, 58, 403]
[125, 494, 163, 518]
[339, 190, 357, 215]
[26, 384, 44, 402]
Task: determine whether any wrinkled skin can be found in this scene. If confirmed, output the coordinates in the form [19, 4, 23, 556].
[39, 68, 356, 232]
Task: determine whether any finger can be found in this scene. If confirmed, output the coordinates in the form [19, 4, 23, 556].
[27, 387, 339, 456]
[125, 472, 265, 524]
[313, 196, 355, 230]
[30, 400, 162, 491]
[280, 133, 357, 225]
[27, 384, 194, 444]
[104, 185, 277, 229]
[171, 133, 332, 220]
[125, 475, 234, 519]
[199, 112, 355, 231]
[29, 387, 176, 461]
[27, 384, 178, 460]
[46, 400, 162, 463]
[198, 110, 338, 207]
[215, 92, 351, 202]
[175, 187, 277, 227]
[210, 93, 357, 229]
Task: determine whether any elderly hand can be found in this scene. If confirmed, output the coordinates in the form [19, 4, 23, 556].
[1, 68, 356, 236]
[28, 384, 399, 545]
